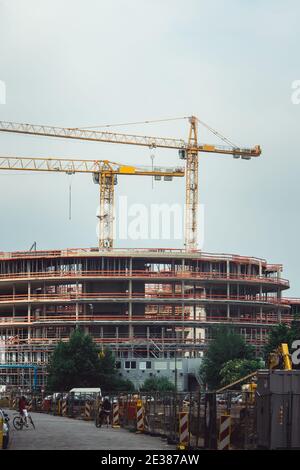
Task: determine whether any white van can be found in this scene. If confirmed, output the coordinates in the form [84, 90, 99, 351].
[69, 387, 102, 400]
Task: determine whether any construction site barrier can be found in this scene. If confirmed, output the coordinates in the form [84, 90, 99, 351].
[178, 412, 189, 450]
[218, 414, 231, 450]
[136, 400, 144, 433]
[112, 403, 120, 428]
[84, 400, 92, 420]
[62, 400, 67, 417]
[3, 390, 258, 449]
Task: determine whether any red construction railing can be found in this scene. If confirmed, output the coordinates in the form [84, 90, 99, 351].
[0, 247, 274, 267]
[0, 336, 267, 346]
[0, 291, 291, 306]
[0, 312, 293, 326]
[0, 269, 288, 286]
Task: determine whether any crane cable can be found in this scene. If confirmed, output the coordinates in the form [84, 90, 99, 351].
[196, 117, 238, 148]
[73, 116, 239, 149]
[71, 116, 190, 130]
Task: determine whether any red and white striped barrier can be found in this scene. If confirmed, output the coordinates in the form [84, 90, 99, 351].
[112, 403, 120, 428]
[62, 400, 67, 417]
[218, 414, 231, 450]
[178, 412, 189, 450]
[136, 400, 144, 433]
[84, 400, 91, 420]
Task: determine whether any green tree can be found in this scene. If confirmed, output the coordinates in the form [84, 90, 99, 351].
[199, 325, 257, 390]
[46, 329, 134, 392]
[263, 323, 293, 359]
[219, 358, 263, 387]
[140, 376, 175, 392]
[263, 319, 300, 368]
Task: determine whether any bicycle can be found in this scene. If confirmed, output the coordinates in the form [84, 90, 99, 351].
[13, 412, 35, 430]
[95, 408, 111, 428]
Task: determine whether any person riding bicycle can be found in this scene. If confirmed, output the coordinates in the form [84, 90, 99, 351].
[99, 396, 111, 425]
[18, 395, 29, 427]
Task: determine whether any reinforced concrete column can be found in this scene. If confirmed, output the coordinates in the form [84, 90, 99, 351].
[116, 326, 119, 356]
[13, 284, 16, 317]
[226, 261, 231, 324]
[277, 284, 282, 322]
[171, 259, 175, 275]
[28, 281, 31, 324]
[259, 261, 262, 277]
[181, 278, 186, 342]
[193, 284, 196, 320]
[259, 283, 263, 320]
[161, 327, 165, 355]
[181, 259, 185, 318]
[227, 282, 230, 319]
[129, 257, 132, 276]
[147, 327, 150, 356]
[128, 278, 133, 339]
[172, 282, 176, 316]
[277, 308, 282, 322]
[83, 281, 87, 316]
[277, 267, 281, 281]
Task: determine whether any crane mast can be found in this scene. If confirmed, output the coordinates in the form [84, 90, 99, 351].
[185, 116, 199, 250]
[0, 118, 261, 251]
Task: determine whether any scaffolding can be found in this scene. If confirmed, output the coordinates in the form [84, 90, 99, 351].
[0, 247, 293, 390]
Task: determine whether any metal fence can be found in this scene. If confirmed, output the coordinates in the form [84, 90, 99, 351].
[1, 390, 257, 449]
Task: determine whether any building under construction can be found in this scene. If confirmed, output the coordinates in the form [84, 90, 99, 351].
[0, 115, 295, 391]
[0, 246, 294, 391]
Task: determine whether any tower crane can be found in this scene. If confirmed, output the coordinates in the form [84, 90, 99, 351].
[0, 116, 261, 251]
[0, 156, 184, 249]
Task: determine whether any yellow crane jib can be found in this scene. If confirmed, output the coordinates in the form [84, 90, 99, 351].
[0, 155, 184, 251]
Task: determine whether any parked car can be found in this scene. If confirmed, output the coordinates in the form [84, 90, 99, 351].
[141, 395, 155, 402]
[68, 388, 102, 405]
[217, 394, 227, 405]
[232, 394, 243, 404]
[0, 408, 10, 449]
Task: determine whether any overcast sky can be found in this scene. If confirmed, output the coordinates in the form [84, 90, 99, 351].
[0, 0, 299, 294]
